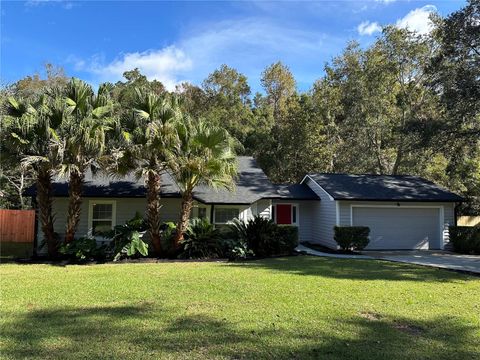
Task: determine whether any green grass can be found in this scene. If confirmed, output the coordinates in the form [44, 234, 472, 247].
[1, 256, 479, 359]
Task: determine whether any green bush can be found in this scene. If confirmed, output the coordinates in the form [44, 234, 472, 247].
[229, 216, 277, 257]
[449, 226, 480, 255]
[159, 222, 178, 259]
[59, 237, 106, 262]
[179, 218, 221, 259]
[274, 226, 299, 254]
[334, 226, 370, 251]
[228, 216, 298, 257]
[219, 237, 253, 260]
[103, 212, 149, 261]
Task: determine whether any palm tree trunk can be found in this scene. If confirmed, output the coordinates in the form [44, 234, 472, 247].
[174, 191, 194, 248]
[65, 170, 85, 244]
[146, 171, 162, 256]
[37, 167, 56, 257]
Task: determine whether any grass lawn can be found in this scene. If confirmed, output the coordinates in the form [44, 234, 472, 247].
[1, 256, 479, 359]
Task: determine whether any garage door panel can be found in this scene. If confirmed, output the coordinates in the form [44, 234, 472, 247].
[352, 207, 440, 250]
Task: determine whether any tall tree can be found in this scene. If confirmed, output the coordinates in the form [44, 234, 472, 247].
[112, 89, 181, 256]
[260, 62, 296, 122]
[257, 94, 332, 183]
[170, 116, 237, 247]
[315, 28, 439, 175]
[429, 0, 480, 213]
[13, 64, 68, 99]
[201, 65, 255, 146]
[2, 91, 66, 257]
[61, 79, 115, 243]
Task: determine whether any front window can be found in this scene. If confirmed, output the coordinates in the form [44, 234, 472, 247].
[214, 207, 239, 224]
[89, 201, 116, 236]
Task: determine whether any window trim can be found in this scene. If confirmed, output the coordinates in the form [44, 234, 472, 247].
[213, 206, 241, 225]
[88, 200, 117, 237]
[273, 203, 299, 226]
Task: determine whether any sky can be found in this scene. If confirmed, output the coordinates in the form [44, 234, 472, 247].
[1, 0, 467, 93]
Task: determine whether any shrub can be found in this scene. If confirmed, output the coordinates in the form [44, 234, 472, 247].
[59, 237, 106, 262]
[274, 226, 299, 254]
[159, 222, 178, 259]
[449, 226, 480, 255]
[334, 226, 370, 251]
[219, 237, 253, 260]
[103, 212, 149, 261]
[179, 218, 221, 259]
[229, 216, 278, 257]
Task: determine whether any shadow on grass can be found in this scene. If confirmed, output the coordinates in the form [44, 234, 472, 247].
[227, 255, 475, 282]
[1, 303, 478, 359]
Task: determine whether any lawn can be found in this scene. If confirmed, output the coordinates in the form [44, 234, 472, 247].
[1, 256, 479, 359]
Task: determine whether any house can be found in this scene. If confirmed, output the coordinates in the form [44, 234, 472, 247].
[29, 156, 464, 252]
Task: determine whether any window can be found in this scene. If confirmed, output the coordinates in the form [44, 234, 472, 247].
[89, 201, 116, 236]
[274, 204, 298, 226]
[214, 207, 239, 224]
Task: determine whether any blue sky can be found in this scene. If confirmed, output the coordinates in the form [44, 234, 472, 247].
[1, 0, 466, 93]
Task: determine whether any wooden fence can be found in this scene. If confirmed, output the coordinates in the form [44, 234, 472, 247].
[0, 209, 35, 258]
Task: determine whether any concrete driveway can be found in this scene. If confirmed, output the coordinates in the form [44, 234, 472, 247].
[363, 251, 480, 274]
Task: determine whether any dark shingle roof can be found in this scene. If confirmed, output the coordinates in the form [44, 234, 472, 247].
[25, 157, 318, 203]
[306, 173, 464, 202]
[274, 184, 320, 201]
[25, 171, 180, 198]
[191, 157, 318, 203]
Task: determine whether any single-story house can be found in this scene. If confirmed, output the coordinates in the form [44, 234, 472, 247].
[28, 156, 464, 252]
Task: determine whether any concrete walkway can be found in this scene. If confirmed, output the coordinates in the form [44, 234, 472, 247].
[295, 244, 374, 259]
[362, 250, 480, 274]
[296, 245, 480, 274]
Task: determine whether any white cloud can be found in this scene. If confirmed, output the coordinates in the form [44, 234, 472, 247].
[74, 18, 344, 91]
[375, 0, 396, 4]
[357, 21, 382, 36]
[396, 5, 437, 35]
[80, 47, 192, 90]
[25, 0, 75, 10]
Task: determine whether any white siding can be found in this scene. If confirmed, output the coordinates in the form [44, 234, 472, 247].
[338, 201, 455, 249]
[37, 197, 181, 250]
[272, 199, 314, 243]
[255, 199, 272, 219]
[303, 177, 337, 248]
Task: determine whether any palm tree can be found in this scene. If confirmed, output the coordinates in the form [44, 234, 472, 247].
[111, 89, 181, 256]
[2, 90, 66, 257]
[170, 116, 237, 247]
[61, 79, 115, 244]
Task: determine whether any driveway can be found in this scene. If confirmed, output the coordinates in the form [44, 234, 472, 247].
[363, 251, 480, 274]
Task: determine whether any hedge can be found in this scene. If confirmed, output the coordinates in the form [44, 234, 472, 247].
[274, 226, 299, 254]
[449, 226, 480, 255]
[333, 226, 370, 251]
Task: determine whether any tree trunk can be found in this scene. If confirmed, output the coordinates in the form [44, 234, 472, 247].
[37, 167, 56, 257]
[65, 170, 85, 244]
[146, 171, 162, 256]
[174, 191, 194, 248]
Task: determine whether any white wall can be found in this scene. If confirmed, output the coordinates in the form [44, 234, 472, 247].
[303, 177, 337, 248]
[36, 196, 320, 251]
[37, 197, 180, 251]
[271, 199, 314, 243]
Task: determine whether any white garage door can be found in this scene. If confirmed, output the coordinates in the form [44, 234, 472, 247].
[352, 207, 441, 250]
